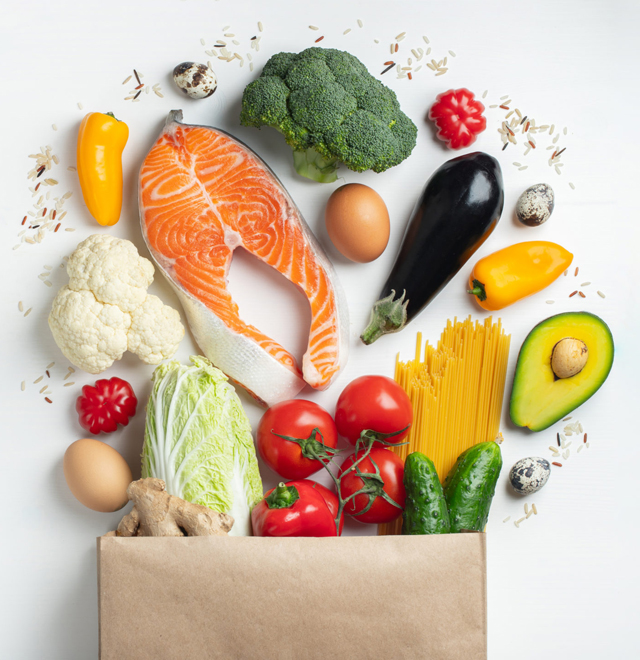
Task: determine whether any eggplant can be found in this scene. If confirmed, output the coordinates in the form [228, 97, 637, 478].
[361, 152, 504, 344]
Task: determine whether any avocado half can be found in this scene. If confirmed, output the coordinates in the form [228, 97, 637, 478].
[510, 312, 614, 431]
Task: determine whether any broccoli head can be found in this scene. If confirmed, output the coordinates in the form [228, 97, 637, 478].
[240, 47, 418, 183]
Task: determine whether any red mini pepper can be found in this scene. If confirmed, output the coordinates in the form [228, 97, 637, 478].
[76, 377, 137, 435]
[251, 480, 338, 537]
[428, 88, 486, 149]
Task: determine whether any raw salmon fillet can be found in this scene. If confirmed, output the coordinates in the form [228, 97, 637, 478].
[139, 111, 348, 406]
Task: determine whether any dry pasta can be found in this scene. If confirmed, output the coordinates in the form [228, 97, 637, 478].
[379, 316, 510, 536]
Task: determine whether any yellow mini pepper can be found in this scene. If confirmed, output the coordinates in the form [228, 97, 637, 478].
[468, 241, 573, 311]
[77, 112, 129, 226]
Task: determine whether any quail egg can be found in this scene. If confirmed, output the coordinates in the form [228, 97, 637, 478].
[509, 456, 551, 495]
[172, 62, 217, 99]
[516, 183, 554, 227]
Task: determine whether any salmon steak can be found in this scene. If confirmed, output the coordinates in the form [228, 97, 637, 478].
[139, 110, 349, 406]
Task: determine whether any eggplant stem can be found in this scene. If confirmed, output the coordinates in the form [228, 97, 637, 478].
[360, 289, 409, 345]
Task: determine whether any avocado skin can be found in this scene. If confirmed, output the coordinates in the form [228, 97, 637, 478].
[443, 442, 502, 533]
[402, 452, 450, 535]
[510, 312, 614, 432]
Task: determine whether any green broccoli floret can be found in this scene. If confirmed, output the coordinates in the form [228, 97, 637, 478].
[240, 47, 417, 183]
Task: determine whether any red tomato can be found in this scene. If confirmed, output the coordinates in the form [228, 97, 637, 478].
[251, 480, 337, 537]
[335, 375, 412, 445]
[301, 479, 344, 535]
[76, 377, 137, 435]
[428, 88, 487, 150]
[257, 400, 338, 479]
[338, 447, 406, 524]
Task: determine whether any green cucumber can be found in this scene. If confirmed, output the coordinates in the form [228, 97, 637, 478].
[402, 452, 450, 535]
[443, 442, 502, 532]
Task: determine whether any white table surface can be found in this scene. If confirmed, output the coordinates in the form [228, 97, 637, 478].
[1, 0, 638, 657]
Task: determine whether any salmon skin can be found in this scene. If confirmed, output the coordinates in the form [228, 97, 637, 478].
[139, 110, 349, 406]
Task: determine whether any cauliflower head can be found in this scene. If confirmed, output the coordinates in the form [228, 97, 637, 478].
[49, 235, 184, 374]
[127, 295, 184, 364]
[67, 234, 155, 313]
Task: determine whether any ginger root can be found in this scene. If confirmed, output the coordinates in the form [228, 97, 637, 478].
[116, 478, 234, 537]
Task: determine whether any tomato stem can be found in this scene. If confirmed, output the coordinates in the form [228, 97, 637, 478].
[272, 427, 341, 463]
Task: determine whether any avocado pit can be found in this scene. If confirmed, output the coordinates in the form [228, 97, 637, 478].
[551, 338, 588, 379]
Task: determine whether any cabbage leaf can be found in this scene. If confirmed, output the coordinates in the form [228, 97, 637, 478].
[142, 356, 263, 536]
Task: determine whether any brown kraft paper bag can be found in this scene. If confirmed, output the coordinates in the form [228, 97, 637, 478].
[97, 533, 486, 659]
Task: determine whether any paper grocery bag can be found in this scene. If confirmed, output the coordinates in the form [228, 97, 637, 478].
[97, 534, 486, 660]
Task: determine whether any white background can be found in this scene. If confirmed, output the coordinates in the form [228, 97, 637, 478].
[1, 0, 638, 657]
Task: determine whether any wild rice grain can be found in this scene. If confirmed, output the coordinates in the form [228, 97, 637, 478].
[574, 267, 579, 276]
[552, 462, 563, 467]
[407, 72, 412, 80]
[45, 397, 52, 404]
[395, 43, 399, 52]
[315, 36, 324, 43]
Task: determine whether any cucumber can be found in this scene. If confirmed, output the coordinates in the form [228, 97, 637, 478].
[402, 452, 450, 535]
[443, 442, 502, 532]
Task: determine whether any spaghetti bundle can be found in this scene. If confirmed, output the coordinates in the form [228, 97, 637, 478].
[379, 316, 510, 536]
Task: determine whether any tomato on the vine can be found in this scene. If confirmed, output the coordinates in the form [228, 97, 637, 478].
[338, 447, 406, 524]
[301, 479, 344, 535]
[257, 400, 339, 480]
[335, 375, 412, 445]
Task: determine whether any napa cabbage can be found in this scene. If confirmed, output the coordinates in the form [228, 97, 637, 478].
[142, 356, 263, 536]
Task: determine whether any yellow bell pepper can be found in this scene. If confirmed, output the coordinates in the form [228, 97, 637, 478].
[468, 241, 573, 311]
[77, 112, 129, 226]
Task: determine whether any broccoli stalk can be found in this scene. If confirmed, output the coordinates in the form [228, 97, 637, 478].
[240, 47, 417, 183]
[292, 149, 340, 183]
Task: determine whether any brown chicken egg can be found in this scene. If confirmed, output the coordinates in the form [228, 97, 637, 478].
[325, 183, 390, 263]
[63, 439, 132, 512]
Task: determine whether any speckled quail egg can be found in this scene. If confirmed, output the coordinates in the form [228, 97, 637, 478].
[516, 183, 554, 227]
[172, 62, 217, 99]
[509, 457, 551, 495]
